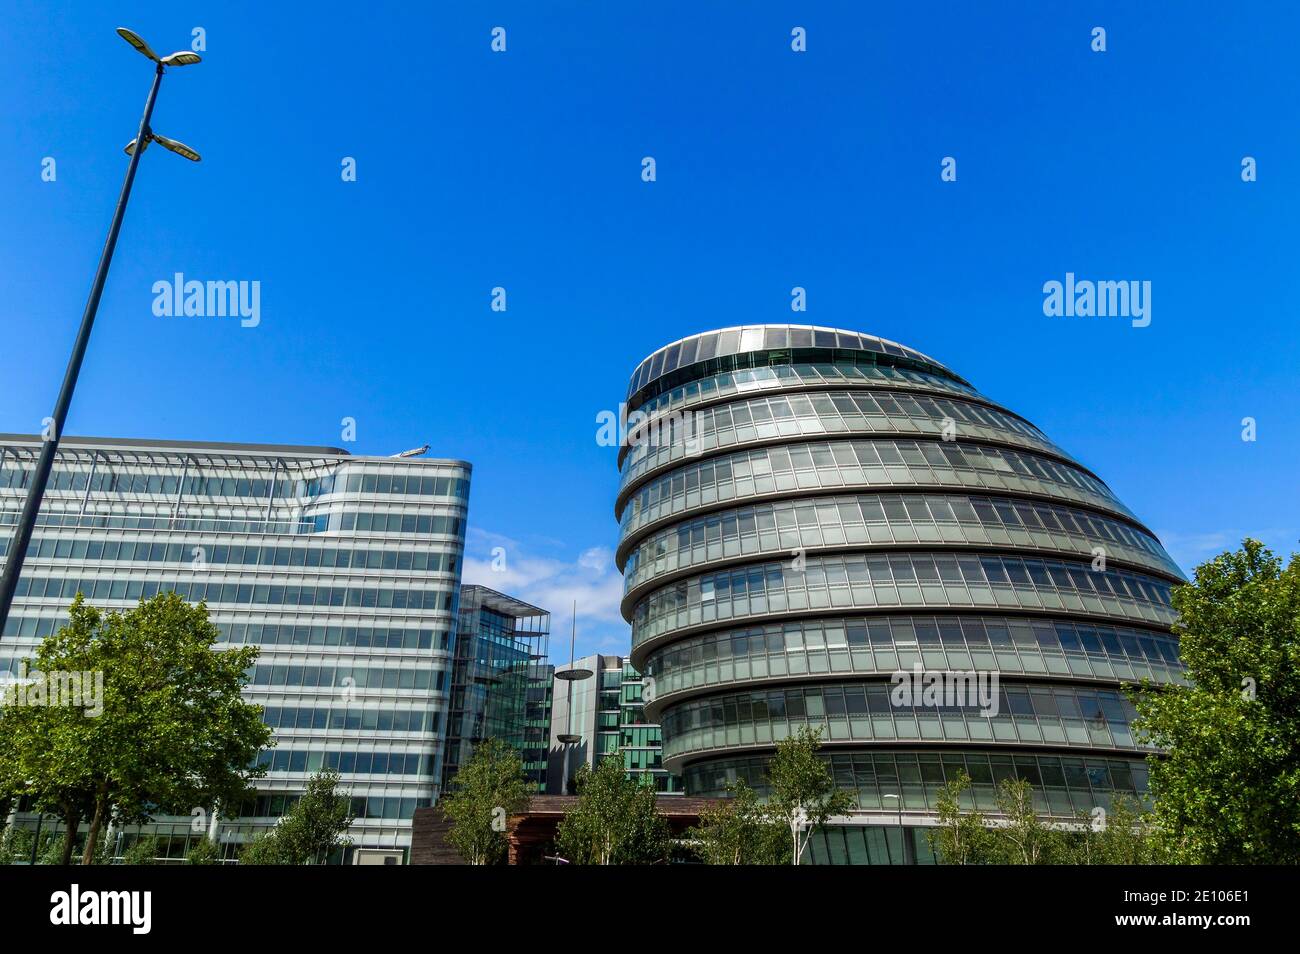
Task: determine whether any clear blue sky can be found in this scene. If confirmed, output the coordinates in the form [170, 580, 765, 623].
[2, 1, 1297, 660]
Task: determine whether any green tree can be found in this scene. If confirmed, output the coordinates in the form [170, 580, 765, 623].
[989, 777, 1062, 864]
[765, 725, 855, 865]
[1132, 539, 1300, 864]
[440, 738, 529, 865]
[240, 770, 354, 865]
[0, 594, 272, 864]
[121, 836, 158, 865]
[0, 694, 95, 865]
[927, 771, 992, 864]
[555, 757, 669, 865]
[186, 836, 223, 865]
[688, 778, 788, 865]
[237, 832, 285, 866]
[0, 825, 62, 865]
[275, 769, 355, 864]
[1066, 795, 1164, 865]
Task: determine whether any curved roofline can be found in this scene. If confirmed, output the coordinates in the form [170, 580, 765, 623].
[626, 324, 967, 401]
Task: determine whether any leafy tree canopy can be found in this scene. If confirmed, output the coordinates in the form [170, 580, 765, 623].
[1134, 539, 1300, 863]
[440, 738, 529, 865]
[0, 593, 271, 864]
[555, 757, 669, 865]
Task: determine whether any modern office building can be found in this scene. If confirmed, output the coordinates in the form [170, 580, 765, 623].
[0, 434, 470, 862]
[442, 585, 552, 793]
[547, 654, 681, 796]
[616, 325, 1184, 863]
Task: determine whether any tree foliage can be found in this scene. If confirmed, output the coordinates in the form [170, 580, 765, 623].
[186, 836, 223, 865]
[989, 777, 1061, 864]
[1068, 795, 1166, 865]
[121, 836, 159, 866]
[0, 593, 272, 864]
[440, 738, 529, 865]
[0, 825, 62, 865]
[927, 771, 992, 864]
[1132, 539, 1300, 863]
[927, 773, 1169, 865]
[766, 725, 855, 865]
[555, 757, 669, 865]
[240, 769, 355, 865]
[688, 779, 789, 865]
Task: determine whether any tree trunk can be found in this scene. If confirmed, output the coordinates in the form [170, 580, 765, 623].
[60, 808, 81, 866]
[81, 787, 109, 865]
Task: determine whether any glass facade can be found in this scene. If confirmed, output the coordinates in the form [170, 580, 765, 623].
[0, 434, 470, 859]
[547, 654, 682, 795]
[616, 325, 1184, 862]
[441, 585, 551, 793]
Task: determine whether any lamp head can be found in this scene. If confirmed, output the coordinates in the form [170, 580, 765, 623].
[116, 27, 160, 64]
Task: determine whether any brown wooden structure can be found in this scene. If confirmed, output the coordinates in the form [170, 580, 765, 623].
[410, 796, 721, 864]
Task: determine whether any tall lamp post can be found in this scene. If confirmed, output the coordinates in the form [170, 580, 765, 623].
[554, 601, 592, 796]
[0, 28, 201, 636]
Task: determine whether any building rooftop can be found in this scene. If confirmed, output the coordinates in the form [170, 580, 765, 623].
[0, 434, 470, 468]
[460, 583, 549, 620]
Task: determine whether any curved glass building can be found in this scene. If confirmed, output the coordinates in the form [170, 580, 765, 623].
[616, 325, 1183, 863]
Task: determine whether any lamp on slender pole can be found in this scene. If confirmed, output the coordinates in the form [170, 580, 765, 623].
[554, 601, 592, 796]
[0, 28, 201, 636]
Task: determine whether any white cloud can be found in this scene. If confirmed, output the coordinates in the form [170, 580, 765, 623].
[461, 528, 631, 662]
[1155, 527, 1298, 576]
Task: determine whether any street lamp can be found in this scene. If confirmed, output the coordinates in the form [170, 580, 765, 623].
[554, 601, 592, 794]
[883, 792, 905, 864]
[0, 28, 201, 635]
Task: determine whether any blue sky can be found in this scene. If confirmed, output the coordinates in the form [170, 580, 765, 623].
[2, 2, 1297, 660]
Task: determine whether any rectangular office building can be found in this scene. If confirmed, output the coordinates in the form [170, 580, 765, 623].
[442, 585, 552, 793]
[0, 434, 470, 861]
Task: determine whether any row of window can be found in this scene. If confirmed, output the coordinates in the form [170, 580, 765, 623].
[692, 390, 1051, 458]
[807, 825, 936, 865]
[642, 616, 1182, 699]
[665, 682, 1138, 729]
[6, 535, 459, 574]
[221, 620, 452, 650]
[620, 726, 662, 748]
[623, 748, 664, 770]
[0, 462, 468, 502]
[623, 491, 1177, 592]
[1, 508, 464, 539]
[335, 512, 463, 536]
[661, 683, 1148, 757]
[2, 615, 452, 651]
[247, 663, 446, 691]
[631, 554, 1176, 645]
[685, 750, 1150, 816]
[233, 793, 432, 820]
[633, 362, 983, 427]
[618, 438, 1130, 539]
[255, 748, 435, 776]
[4, 508, 318, 536]
[14, 575, 455, 612]
[647, 615, 1180, 669]
[261, 705, 440, 734]
[621, 389, 1065, 486]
